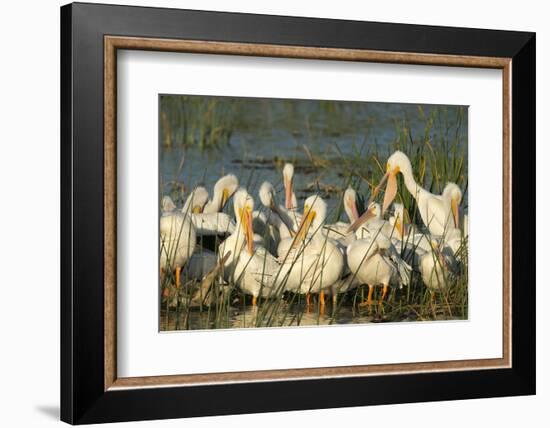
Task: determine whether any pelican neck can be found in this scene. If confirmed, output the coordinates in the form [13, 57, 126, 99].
[400, 167, 420, 198]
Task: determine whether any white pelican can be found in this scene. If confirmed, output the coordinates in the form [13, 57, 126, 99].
[259, 182, 297, 236]
[349, 202, 397, 241]
[443, 227, 467, 261]
[160, 208, 196, 288]
[389, 203, 412, 238]
[282, 163, 302, 232]
[419, 239, 459, 294]
[371, 151, 460, 236]
[441, 182, 462, 230]
[191, 212, 235, 236]
[322, 187, 360, 245]
[388, 202, 432, 261]
[202, 174, 239, 214]
[436, 183, 466, 257]
[185, 185, 236, 236]
[282, 163, 298, 210]
[343, 187, 360, 223]
[161, 195, 177, 214]
[257, 181, 299, 255]
[278, 194, 344, 306]
[346, 231, 412, 305]
[218, 189, 282, 305]
[181, 186, 209, 214]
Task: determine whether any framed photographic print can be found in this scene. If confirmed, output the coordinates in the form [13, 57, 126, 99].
[60, 2, 535, 424]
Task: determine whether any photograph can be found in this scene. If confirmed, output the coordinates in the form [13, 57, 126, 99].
[159, 94, 469, 331]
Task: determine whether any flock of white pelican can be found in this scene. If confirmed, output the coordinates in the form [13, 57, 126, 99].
[160, 150, 467, 308]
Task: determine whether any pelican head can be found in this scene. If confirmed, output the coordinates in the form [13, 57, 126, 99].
[233, 188, 255, 254]
[182, 186, 209, 214]
[213, 174, 239, 210]
[259, 181, 277, 210]
[343, 187, 359, 223]
[161, 195, 177, 213]
[428, 238, 449, 268]
[347, 201, 380, 233]
[391, 203, 407, 237]
[282, 163, 296, 209]
[371, 151, 413, 214]
[442, 182, 462, 228]
[293, 194, 326, 246]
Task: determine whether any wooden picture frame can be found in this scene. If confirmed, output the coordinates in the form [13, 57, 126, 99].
[61, 2, 535, 424]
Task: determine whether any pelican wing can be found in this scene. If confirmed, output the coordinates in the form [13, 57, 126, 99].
[191, 212, 235, 236]
[417, 190, 454, 236]
[387, 243, 413, 287]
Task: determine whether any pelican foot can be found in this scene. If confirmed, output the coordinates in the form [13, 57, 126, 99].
[378, 284, 389, 304]
[359, 284, 375, 307]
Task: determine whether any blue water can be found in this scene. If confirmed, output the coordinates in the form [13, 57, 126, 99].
[160, 97, 467, 220]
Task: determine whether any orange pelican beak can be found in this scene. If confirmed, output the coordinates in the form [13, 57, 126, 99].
[395, 217, 404, 238]
[220, 188, 230, 210]
[370, 165, 400, 214]
[347, 198, 360, 222]
[240, 205, 254, 254]
[291, 207, 316, 248]
[347, 205, 377, 233]
[451, 197, 459, 228]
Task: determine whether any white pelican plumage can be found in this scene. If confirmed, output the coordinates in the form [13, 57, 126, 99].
[257, 181, 300, 254]
[186, 185, 236, 236]
[419, 239, 459, 294]
[202, 174, 239, 214]
[161, 195, 177, 214]
[181, 186, 209, 214]
[173, 186, 233, 281]
[323, 187, 360, 245]
[282, 163, 302, 232]
[388, 203, 432, 262]
[160, 207, 196, 288]
[346, 231, 412, 305]
[191, 212, 235, 236]
[441, 182, 462, 231]
[258, 181, 304, 259]
[389, 203, 413, 238]
[218, 189, 282, 305]
[278, 194, 344, 306]
[282, 163, 298, 210]
[371, 151, 460, 236]
[349, 202, 396, 241]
